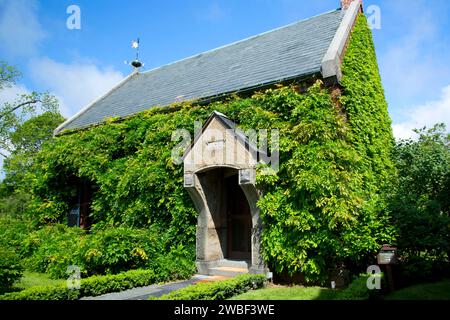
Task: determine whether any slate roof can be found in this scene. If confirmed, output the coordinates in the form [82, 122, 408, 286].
[56, 8, 346, 133]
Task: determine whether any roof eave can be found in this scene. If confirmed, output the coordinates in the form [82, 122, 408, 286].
[54, 71, 321, 136]
[53, 70, 139, 136]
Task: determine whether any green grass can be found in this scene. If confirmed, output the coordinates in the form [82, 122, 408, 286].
[385, 279, 450, 300]
[230, 285, 340, 300]
[13, 271, 65, 290]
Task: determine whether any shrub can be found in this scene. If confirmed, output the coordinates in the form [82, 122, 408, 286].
[0, 267, 191, 300]
[81, 226, 165, 276]
[336, 274, 371, 300]
[20, 224, 194, 279]
[157, 274, 267, 300]
[0, 247, 24, 294]
[0, 215, 33, 253]
[336, 273, 383, 300]
[22, 224, 85, 279]
[397, 256, 450, 287]
[80, 269, 159, 297]
[0, 284, 79, 300]
[148, 244, 196, 280]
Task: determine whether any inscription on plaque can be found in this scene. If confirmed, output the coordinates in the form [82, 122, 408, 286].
[206, 140, 225, 150]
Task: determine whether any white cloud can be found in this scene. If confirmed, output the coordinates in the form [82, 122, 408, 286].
[393, 85, 450, 140]
[0, 0, 46, 57]
[0, 83, 30, 106]
[28, 57, 124, 117]
[378, 1, 450, 121]
[381, 10, 443, 101]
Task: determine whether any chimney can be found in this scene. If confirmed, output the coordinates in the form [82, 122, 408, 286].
[341, 0, 357, 10]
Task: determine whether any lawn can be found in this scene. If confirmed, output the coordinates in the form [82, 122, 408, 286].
[231, 279, 450, 301]
[230, 284, 340, 300]
[385, 279, 450, 300]
[13, 271, 65, 290]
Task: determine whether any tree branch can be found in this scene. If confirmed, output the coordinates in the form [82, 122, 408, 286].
[0, 150, 8, 158]
[0, 99, 40, 121]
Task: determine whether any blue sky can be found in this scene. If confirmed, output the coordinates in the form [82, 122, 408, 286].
[0, 0, 449, 146]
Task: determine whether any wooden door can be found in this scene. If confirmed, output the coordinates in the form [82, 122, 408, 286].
[226, 174, 251, 260]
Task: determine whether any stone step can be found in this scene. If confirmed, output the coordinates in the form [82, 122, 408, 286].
[208, 266, 249, 277]
[216, 259, 250, 269]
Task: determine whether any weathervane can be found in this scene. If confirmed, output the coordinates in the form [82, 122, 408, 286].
[125, 38, 144, 70]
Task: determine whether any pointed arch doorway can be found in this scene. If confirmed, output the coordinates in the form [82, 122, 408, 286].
[183, 111, 268, 275]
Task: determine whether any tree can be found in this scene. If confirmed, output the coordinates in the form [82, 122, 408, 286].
[2, 112, 65, 191]
[390, 124, 450, 261]
[0, 61, 59, 157]
[0, 61, 63, 217]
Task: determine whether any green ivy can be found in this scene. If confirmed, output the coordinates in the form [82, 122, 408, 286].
[25, 14, 395, 283]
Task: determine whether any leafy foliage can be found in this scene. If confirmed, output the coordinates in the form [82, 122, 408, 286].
[157, 274, 267, 300]
[0, 87, 58, 157]
[0, 268, 190, 300]
[19, 223, 194, 279]
[0, 247, 23, 294]
[0, 61, 63, 219]
[390, 124, 450, 284]
[258, 14, 395, 283]
[2, 112, 65, 193]
[0, 61, 21, 90]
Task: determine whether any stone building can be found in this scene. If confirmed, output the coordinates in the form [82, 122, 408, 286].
[55, 0, 368, 276]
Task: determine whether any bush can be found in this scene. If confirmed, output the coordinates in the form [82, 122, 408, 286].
[81, 226, 165, 276]
[336, 273, 383, 300]
[0, 267, 190, 300]
[22, 224, 85, 279]
[0, 247, 24, 294]
[20, 224, 194, 279]
[0, 215, 33, 253]
[397, 256, 450, 287]
[0, 284, 79, 300]
[148, 244, 196, 280]
[157, 274, 267, 300]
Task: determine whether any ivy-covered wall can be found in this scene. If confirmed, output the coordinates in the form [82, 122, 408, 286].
[27, 14, 395, 283]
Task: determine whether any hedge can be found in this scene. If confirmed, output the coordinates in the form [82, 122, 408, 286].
[0, 268, 187, 300]
[336, 273, 384, 300]
[156, 274, 267, 300]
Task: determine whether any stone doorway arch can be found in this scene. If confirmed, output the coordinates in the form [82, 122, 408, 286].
[183, 111, 268, 275]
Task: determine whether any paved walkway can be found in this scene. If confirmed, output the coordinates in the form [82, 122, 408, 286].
[81, 275, 227, 300]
